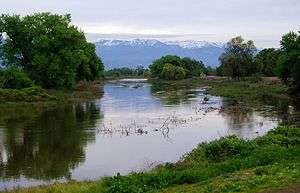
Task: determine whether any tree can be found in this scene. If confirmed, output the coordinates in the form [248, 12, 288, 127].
[149, 55, 183, 79]
[255, 48, 280, 76]
[0, 13, 104, 88]
[219, 36, 257, 79]
[277, 31, 300, 92]
[181, 57, 206, 77]
[0, 33, 4, 68]
[0, 66, 34, 89]
[149, 55, 206, 80]
[161, 63, 176, 80]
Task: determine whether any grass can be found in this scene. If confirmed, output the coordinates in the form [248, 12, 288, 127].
[0, 81, 103, 104]
[203, 79, 289, 103]
[3, 125, 300, 193]
[0, 86, 53, 102]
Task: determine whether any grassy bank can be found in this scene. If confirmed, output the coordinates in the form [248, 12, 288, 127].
[0, 81, 103, 104]
[201, 78, 289, 103]
[4, 125, 300, 193]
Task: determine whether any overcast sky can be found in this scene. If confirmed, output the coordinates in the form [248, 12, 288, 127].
[1, 0, 299, 47]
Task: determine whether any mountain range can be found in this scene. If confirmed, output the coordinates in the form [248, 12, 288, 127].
[94, 39, 225, 69]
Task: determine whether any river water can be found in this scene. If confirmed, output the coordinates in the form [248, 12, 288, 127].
[0, 80, 298, 190]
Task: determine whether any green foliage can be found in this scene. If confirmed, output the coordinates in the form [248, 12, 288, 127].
[160, 64, 187, 80]
[199, 136, 254, 161]
[104, 66, 149, 78]
[206, 66, 216, 76]
[181, 57, 207, 77]
[149, 55, 206, 80]
[276, 31, 300, 93]
[0, 66, 34, 89]
[0, 86, 51, 102]
[161, 63, 176, 80]
[219, 36, 257, 79]
[0, 13, 104, 88]
[207, 80, 289, 104]
[216, 64, 224, 76]
[255, 48, 281, 76]
[99, 126, 300, 193]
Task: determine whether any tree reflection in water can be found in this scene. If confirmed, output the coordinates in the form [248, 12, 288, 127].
[219, 101, 256, 138]
[0, 102, 102, 180]
[150, 80, 200, 105]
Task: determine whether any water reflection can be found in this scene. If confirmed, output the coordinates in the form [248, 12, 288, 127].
[0, 80, 299, 190]
[151, 80, 202, 105]
[0, 102, 102, 181]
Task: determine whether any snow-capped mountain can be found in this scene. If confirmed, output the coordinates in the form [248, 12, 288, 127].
[165, 40, 224, 49]
[95, 39, 225, 69]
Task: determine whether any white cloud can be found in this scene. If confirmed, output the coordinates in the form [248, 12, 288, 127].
[1, 0, 299, 47]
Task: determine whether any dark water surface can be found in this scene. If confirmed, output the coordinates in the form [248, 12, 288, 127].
[0, 80, 298, 190]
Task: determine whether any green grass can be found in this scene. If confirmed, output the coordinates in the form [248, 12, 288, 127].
[0, 81, 103, 103]
[4, 125, 300, 193]
[0, 86, 53, 102]
[205, 80, 289, 103]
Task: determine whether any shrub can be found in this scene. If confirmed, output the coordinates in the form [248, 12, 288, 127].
[0, 86, 51, 102]
[0, 66, 34, 89]
[200, 136, 254, 161]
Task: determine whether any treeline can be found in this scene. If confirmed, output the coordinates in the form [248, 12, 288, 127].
[216, 32, 299, 92]
[104, 66, 150, 78]
[0, 13, 104, 89]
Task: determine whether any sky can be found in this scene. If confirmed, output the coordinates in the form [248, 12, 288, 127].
[1, 0, 299, 47]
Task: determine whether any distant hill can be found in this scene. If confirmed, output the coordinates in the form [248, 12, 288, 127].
[94, 39, 225, 69]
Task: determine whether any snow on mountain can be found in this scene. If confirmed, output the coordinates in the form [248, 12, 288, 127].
[94, 39, 225, 69]
[96, 39, 165, 47]
[165, 40, 225, 49]
[96, 39, 224, 49]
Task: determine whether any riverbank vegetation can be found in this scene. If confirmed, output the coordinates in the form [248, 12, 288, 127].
[204, 78, 289, 103]
[0, 13, 104, 102]
[216, 31, 299, 95]
[0, 13, 104, 89]
[104, 66, 150, 79]
[4, 125, 300, 193]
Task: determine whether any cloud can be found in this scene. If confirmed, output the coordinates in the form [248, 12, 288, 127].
[1, 0, 299, 47]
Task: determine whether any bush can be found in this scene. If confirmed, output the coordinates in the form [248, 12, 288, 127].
[0, 86, 51, 102]
[0, 66, 34, 89]
[200, 136, 254, 161]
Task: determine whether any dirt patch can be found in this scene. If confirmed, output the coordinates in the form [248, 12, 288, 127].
[263, 183, 300, 193]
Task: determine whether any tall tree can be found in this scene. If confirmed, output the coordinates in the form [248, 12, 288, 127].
[254, 48, 280, 76]
[277, 31, 300, 93]
[219, 36, 257, 79]
[0, 13, 104, 88]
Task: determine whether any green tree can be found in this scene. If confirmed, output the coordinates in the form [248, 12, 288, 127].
[174, 66, 186, 80]
[0, 13, 104, 88]
[149, 55, 183, 79]
[149, 55, 206, 80]
[181, 57, 206, 77]
[255, 48, 280, 76]
[219, 36, 257, 79]
[0, 66, 34, 89]
[277, 31, 300, 92]
[161, 63, 176, 80]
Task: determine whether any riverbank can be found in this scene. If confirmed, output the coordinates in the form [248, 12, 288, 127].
[3, 125, 300, 193]
[203, 78, 289, 103]
[0, 77, 289, 105]
[0, 81, 103, 104]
